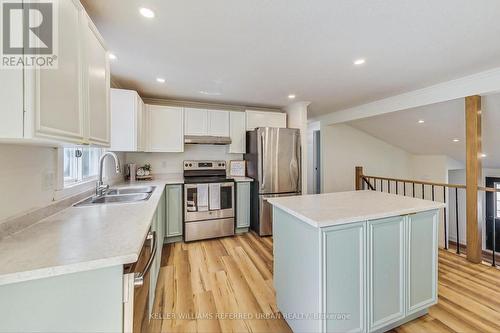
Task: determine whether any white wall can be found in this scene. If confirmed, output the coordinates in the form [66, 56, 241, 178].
[320, 123, 411, 193]
[319, 124, 467, 248]
[0, 145, 57, 222]
[0, 144, 125, 224]
[125, 145, 243, 174]
[285, 102, 310, 194]
[307, 121, 321, 194]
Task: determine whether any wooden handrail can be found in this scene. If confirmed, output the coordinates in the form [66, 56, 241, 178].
[356, 167, 500, 193]
[479, 186, 500, 193]
[361, 174, 466, 189]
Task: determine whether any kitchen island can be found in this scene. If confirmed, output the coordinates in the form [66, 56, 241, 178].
[267, 190, 445, 333]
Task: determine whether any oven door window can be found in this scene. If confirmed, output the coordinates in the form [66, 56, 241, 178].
[186, 187, 197, 211]
[221, 185, 233, 210]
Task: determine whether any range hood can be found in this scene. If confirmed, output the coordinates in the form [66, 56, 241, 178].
[184, 135, 232, 145]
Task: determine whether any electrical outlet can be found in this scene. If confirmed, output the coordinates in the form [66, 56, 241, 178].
[42, 171, 55, 191]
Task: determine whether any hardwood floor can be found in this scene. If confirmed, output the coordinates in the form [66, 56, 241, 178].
[149, 232, 500, 333]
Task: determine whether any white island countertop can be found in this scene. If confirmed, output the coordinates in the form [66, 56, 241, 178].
[0, 176, 183, 286]
[267, 190, 445, 228]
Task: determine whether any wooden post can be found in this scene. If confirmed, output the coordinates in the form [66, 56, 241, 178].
[355, 166, 363, 190]
[465, 95, 483, 263]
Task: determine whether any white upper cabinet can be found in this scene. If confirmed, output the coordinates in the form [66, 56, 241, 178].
[0, 0, 110, 147]
[245, 110, 287, 131]
[184, 108, 208, 136]
[208, 110, 230, 136]
[27, 0, 84, 143]
[229, 111, 246, 153]
[110, 89, 145, 151]
[184, 108, 230, 137]
[0, 70, 23, 138]
[83, 14, 110, 146]
[147, 105, 184, 152]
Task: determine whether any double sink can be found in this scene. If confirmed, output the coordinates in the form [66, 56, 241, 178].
[75, 186, 156, 207]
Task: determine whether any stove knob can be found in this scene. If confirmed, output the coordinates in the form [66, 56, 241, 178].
[189, 163, 192, 167]
[185, 163, 188, 167]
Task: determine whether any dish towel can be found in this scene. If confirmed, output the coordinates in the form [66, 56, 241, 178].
[197, 184, 209, 212]
[209, 183, 221, 210]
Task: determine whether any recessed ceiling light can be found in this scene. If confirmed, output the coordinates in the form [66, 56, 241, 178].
[452, 138, 460, 142]
[156, 78, 165, 83]
[353, 58, 366, 66]
[288, 94, 296, 99]
[418, 120, 425, 124]
[108, 53, 117, 60]
[480, 153, 487, 158]
[139, 7, 155, 18]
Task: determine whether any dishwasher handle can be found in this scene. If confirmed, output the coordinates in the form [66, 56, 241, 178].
[134, 231, 157, 287]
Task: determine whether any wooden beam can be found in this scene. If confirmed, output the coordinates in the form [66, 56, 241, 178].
[355, 166, 363, 190]
[465, 95, 483, 263]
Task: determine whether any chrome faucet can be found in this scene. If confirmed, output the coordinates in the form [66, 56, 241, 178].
[96, 152, 121, 196]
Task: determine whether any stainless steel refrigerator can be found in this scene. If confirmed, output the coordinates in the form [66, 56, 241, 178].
[244, 127, 301, 236]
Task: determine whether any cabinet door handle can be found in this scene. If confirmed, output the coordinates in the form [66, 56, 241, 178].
[134, 231, 157, 287]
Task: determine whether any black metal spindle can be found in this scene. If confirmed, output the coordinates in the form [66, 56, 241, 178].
[388, 180, 391, 193]
[403, 182, 406, 196]
[373, 178, 376, 191]
[380, 179, 383, 192]
[443, 186, 448, 250]
[413, 183, 415, 198]
[431, 185, 435, 201]
[422, 183, 425, 199]
[456, 188, 460, 254]
[493, 191, 497, 267]
[396, 181, 399, 195]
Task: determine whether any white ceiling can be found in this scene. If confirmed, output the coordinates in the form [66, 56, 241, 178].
[81, 0, 500, 117]
[347, 93, 500, 168]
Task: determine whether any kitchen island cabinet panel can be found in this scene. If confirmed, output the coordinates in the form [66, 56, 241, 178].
[407, 211, 438, 315]
[368, 216, 405, 331]
[273, 207, 321, 333]
[324, 222, 366, 333]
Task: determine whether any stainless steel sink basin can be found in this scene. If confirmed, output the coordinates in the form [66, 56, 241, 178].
[106, 186, 156, 195]
[74, 192, 153, 207]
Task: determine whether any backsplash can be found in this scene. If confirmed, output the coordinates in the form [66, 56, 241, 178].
[125, 145, 243, 174]
[0, 144, 57, 223]
[0, 144, 125, 224]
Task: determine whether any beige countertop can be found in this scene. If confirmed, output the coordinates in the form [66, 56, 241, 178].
[0, 176, 183, 286]
[267, 190, 445, 228]
[228, 176, 254, 182]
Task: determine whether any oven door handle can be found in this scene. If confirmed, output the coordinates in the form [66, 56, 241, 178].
[134, 231, 157, 287]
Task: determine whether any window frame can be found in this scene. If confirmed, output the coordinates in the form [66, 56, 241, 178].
[495, 182, 500, 219]
[62, 147, 103, 187]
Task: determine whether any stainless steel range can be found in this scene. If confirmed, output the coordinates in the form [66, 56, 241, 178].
[183, 160, 235, 241]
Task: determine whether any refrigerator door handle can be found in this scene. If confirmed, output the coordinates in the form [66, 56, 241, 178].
[260, 132, 266, 190]
[290, 132, 299, 191]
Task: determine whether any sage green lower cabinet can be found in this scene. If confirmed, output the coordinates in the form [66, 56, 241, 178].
[149, 188, 166, 316]
[323, 222, 366, 333]
[272, 208, 439, 333]
[407, 211, 438, 315]
[368, 216, 405, 331]
[0, 266, 123, 333]
[236, 182, 251, 232]
[165, 184, 183, 242]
